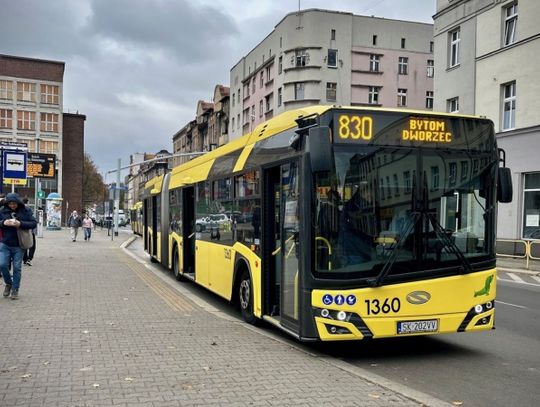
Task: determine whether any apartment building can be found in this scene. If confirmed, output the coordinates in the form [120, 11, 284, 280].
[0, 54, 64, 200]
[172, 84, 230, 166]
[229, 9, 434, 138]
[434, 0, 540, 240]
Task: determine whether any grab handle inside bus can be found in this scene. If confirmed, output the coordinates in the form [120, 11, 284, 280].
[308, 126, 333, 173]
[497, 148, 513, 203]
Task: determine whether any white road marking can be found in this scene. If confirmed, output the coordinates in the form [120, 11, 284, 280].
[497, 300, 527, 309]
[507, 272, 524, 282]
[531, 276, 540, 284]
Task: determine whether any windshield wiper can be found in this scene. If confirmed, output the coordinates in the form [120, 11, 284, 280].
[425, 211, 473, 274]
[367, 211, 420, 287]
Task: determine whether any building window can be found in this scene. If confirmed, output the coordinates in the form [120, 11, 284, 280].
[331, 29, 336, 40]
[232, 93, 235, 107]
[237, 89, 240, 103]
[237, 114, 240, 129]
[430, 41, 434, 52]
[0, 109, 13, 129]
[397, 88, 407, 107]
[278, 56, 283, 74]
[326, 82, 337, 102]
[504, 2, 518, 46]
[17, 110, 36, 130]
[295, 50, 309, 67]
[294, 83, 305, 100]
[368, 87, 380, 105]
[426, 91, 434, 109]
[373, 35, 377, 45]
[427, 60, 434, 77]
[259, 100, 263, 117]
[369, 54, 380, 72]
[232, 117, 235, 130]
[447, 97, 459, 113]
[449, 28, 460, 67]
[39, 140, 58, 154]
[40, 113, 59, 133]
[244, 83, 249, 97]
[17, 82, 36, 102]
[40, 84, 59, 105]
[265, 95, 271, 111]
[431, 166, 440, 189]
[398, 57, 408, 75]
[260, 71, 264, 88]
[502, 81, 516, 130]
[265, 66, 271, 82]
[0, 80, 13, 100]
[327, 49, 337, 68]
[523, 173, 540, 239]
[252, 78, 256, 94]
[251, 105, 255, 121]
[278, 87, 282, 106]
[449, 162, 457, 186]
[401, 38, 406, 49]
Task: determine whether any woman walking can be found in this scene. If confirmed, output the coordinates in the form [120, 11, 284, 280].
[82, 214, 94, 241]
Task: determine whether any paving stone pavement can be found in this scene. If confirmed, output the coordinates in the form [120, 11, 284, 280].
[0, 228, 443, 407]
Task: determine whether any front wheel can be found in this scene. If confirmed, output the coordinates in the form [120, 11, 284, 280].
[239, 269, 258, 325]
[173, 246, 182, 281]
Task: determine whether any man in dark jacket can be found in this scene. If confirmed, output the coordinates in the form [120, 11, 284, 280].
[0, 193, 38, 299]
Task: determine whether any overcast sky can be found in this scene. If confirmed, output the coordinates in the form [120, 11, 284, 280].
[0, 0, 435, 178]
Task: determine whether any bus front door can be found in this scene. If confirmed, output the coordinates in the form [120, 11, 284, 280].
[182, 187, 196, 277]
[263, 162, 300, 332]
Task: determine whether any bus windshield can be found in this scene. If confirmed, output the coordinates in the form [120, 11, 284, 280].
[313, 145, 497, 280]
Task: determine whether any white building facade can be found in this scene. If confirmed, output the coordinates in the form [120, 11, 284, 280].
[229, 9, 434, 139]
[434, 0, 540, 240]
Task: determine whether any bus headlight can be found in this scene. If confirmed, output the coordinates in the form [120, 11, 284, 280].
[337, 311, 347, 321]
[474, 304, 483, 314]
[321, 309, 330, 318]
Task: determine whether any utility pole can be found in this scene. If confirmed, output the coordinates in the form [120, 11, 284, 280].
[114, 158, 121, 237]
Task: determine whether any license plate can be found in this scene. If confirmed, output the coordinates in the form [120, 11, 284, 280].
[397, 319, 439, 334]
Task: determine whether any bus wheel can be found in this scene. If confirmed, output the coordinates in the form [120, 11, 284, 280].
[173, 247, 182, 281]
[239, 269, 257, 325]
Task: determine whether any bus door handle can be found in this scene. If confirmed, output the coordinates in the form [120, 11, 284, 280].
[188, 233, 195, 239]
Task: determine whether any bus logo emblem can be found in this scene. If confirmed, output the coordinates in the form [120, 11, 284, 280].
[406, 291, 431, 305]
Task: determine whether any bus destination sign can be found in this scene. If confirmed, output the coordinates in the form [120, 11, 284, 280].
[402, 118, 452, 143]
[334, 113, 455, 146]
[27, 153, 56, 178]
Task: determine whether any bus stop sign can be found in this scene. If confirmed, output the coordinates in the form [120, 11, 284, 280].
[2, 150, 27, 185]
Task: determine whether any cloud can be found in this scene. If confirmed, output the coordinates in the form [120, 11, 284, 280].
[1, 0, 435, 174]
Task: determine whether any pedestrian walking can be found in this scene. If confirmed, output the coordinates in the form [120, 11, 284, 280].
[0, 193, 38, 299]
[22, 198, 36, 266]
[67, 210, 82, 242]
[82, 214, 94, 241]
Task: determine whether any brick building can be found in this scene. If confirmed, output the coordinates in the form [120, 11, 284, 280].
[0, 54, 84, 224]
[62, 112, 86, 221]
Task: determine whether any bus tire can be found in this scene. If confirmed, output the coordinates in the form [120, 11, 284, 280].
[239, 269, 257, 325]
[173, 246, 182, 281]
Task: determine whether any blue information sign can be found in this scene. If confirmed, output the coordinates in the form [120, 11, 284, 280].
[2, 150, 27, 185]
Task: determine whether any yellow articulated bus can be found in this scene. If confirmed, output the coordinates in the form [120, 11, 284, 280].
[142, 106, 512, 341]
[130, 201, 143, 236]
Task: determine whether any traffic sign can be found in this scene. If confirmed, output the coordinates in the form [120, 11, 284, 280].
[2, 150, 27, 185]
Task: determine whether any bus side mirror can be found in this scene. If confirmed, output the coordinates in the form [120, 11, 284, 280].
[308, 126, 333, 173]
[497, 167, 513, 203]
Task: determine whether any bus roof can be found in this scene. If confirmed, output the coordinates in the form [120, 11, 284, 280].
[162, 105, 489, 189]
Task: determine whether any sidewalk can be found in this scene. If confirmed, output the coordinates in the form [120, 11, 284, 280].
[496, 256, 540, 274]
[0, 228, 449, 407]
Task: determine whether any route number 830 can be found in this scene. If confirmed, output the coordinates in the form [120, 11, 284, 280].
[338, 114, 373, 140]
